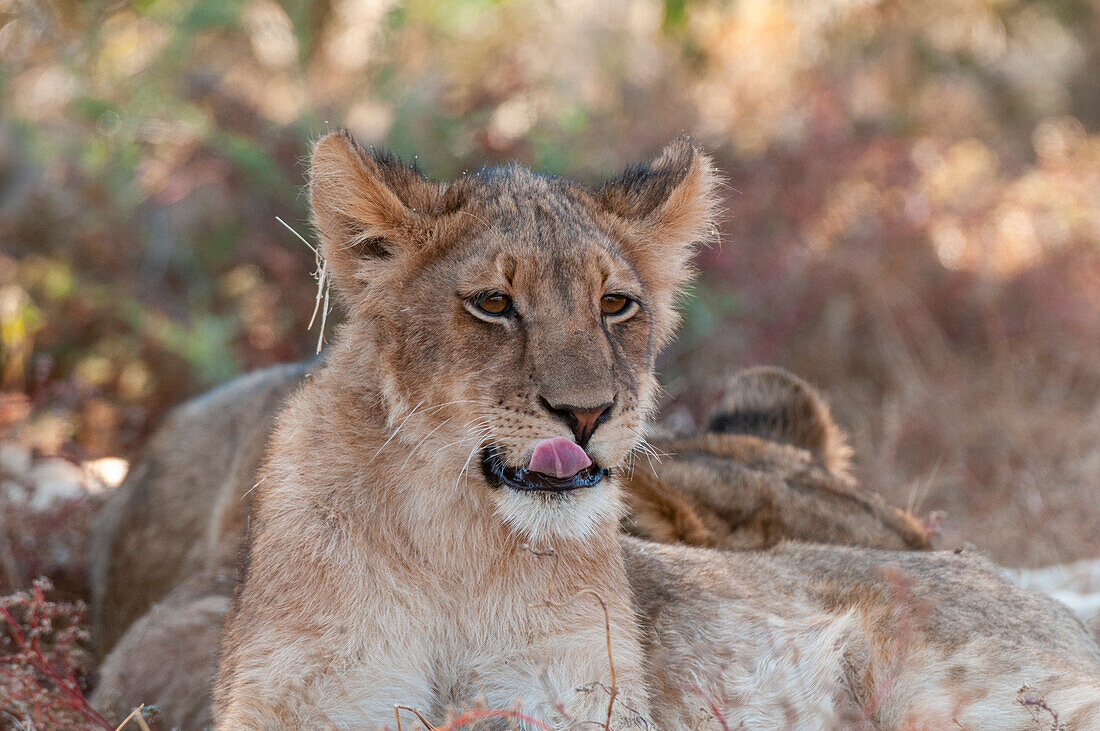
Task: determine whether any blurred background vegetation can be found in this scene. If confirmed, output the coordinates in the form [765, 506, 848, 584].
[2, 0, 1100, 567]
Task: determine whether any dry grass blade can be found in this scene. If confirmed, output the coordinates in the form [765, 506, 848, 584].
[113, 704, 150, 731]
[276, 215, 331, 354]
[394, 704, 436, 730]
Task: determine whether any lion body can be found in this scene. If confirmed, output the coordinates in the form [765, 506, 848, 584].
[89, 361, 315, 727]
[626, 538, 1100, 728]
[624, 368, 928, 553]
[89, 364, 933, 727]
[90, 134, 1099, 729]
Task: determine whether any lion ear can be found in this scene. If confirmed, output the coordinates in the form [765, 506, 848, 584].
[308, 130, 450, 296]
[593, 137, 721, 343]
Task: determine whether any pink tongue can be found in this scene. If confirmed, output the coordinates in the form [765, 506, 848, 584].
[528, 437, 592, 479]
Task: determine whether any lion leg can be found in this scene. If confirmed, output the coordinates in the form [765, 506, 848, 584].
[216, 633, 440, 728]
[877, 666, 1100, 729]
[91, 581, 230, 728]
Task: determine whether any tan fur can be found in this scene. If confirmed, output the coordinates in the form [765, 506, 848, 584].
[624, 539, 1100, 728]
[706, 365, 855, 480]
[89, 361, 315, 726]
[626, 367, 929, 552]
[627, 432, 929, 552]
[89, 363, 931, 726]
[91, 573, 232, 729]
[88, 359, 313, 654]
[91, 134, 1099, 729]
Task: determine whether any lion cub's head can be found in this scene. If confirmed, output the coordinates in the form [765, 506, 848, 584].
[309, 131, 718, 541]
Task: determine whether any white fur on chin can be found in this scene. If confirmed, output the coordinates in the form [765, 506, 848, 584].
[489, 477, 625, 544]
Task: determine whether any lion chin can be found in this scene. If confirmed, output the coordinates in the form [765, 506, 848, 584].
[477, 441, 625, 543]
[487, 470, 626, 544]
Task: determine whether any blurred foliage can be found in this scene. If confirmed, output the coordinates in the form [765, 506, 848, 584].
[1, 579, 104, 729]
[1, 0, 1100, 561]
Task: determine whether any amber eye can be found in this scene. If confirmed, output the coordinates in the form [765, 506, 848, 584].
[600, 294, 632, 316]
[476, 293, 513, 316]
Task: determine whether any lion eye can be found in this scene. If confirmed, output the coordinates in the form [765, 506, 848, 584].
[600, 294, 632, 316]
[476, 293, 513, 316]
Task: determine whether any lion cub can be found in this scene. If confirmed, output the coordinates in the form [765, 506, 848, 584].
[215, 132, 1100, 728]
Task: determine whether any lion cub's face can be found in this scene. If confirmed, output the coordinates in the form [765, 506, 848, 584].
[310, 132, 717, 541]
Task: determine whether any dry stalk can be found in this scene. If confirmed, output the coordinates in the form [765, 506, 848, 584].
[1017, 685, 1063, 731]
[577, 683, 648, 730]
[114, 704, 151, 731]
[519, 544, 557, 559]
[276, 215, 331, 354]
[0, 580, 114, 730]
[394, 703, 436, 730]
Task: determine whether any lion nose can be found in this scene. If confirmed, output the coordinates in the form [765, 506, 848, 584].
[539, 398, 614, 447]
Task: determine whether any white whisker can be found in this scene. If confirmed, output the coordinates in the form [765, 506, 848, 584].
[454, 434, 492, 492]
[371, 399, 486, 464]
[369, 399, 424, 463]
[241, 477, 265, 501]
[401, 418, 452, 471]
[631, 438, 665, 478]
[431, 420, 491, 458]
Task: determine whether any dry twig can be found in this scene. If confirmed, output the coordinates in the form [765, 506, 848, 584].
[276, 215, 331, 354]
[114, 703, 152, 731]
